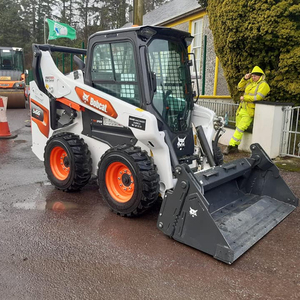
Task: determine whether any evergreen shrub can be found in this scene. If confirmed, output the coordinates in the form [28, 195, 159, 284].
[202, 0, 300, 105]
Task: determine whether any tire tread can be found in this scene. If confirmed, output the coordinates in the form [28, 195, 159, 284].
[44, 132, 92, 192]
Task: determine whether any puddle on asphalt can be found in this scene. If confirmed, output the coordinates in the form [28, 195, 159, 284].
[46, 200, 82, 211]
[13, 201, 46, 211]
[12, 181, 99, 212]
[13, 199, 82, 211]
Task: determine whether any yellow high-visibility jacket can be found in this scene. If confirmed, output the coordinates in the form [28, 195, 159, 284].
[237, 66, 270, 117]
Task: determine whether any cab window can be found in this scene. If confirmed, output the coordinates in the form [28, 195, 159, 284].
[91, 42, 140, 107]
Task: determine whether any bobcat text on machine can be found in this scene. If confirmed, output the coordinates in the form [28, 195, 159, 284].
[30, 26, 298, 264]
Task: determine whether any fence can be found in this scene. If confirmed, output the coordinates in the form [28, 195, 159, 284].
[198, 100, 298, 159]
[281, 106, 300, 158]
[197, 99, 238, 127]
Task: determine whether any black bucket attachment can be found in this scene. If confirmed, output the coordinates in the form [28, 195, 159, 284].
[157, 143, 298, 264]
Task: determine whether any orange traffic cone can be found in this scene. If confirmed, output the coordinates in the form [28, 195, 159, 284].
[0, 96, 17, 139]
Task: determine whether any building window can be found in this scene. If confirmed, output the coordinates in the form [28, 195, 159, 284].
[190, 18, 204, 76]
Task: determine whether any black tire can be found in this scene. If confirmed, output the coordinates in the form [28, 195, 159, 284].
[44, 132, 92, 192]
[98, 145, 160, 217]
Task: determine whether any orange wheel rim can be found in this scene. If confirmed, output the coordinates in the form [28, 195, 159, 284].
[105, 162, 134, 203]
[50, 146, 70, 180]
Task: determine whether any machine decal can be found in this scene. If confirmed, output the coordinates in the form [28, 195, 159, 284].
[31, 99, 50, 138]
[45, 76, 55, 82]
[91, 115, 123, 127]
[75, 87, 118, 118]
[45, 76, 55, 94]
[128, 116, 146, 131]
[103, 117, 123, 127]
[91, 117, 103, 125]
[32, 106, 44, 121]
[189, 207, 198, 218]
[177, 136, 186, 150]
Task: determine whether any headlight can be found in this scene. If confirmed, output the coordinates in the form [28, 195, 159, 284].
[13, 82, 25, 89]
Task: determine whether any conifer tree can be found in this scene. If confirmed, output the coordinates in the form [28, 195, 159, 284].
[0, 0, 26, 46]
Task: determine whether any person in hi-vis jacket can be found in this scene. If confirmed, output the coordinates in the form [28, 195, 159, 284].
[223, 66, 270, 155]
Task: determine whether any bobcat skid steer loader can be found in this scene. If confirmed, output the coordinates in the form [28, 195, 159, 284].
[30, 26, 298, 264]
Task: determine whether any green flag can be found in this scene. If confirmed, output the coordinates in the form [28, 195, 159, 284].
[46, 19, 76, 40]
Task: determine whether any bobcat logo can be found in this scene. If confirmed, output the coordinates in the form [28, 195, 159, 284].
[82, 92, 89, 103]
[177, 136, 186, 150]
[189, 207, 198, 218]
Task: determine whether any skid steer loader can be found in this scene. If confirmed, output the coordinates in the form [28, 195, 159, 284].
[30, 26, 298, 264]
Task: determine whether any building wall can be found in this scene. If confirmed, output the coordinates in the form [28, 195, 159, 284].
[217, 63, 229, 95]
[203, 15, 229, 96]
[166, 13, 230, 97]
[172, 22, 189, 32]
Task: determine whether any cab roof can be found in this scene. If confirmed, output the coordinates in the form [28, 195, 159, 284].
[89, 25, 191, 41]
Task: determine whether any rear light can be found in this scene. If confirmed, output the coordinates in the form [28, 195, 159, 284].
[13, 82, 25, 89]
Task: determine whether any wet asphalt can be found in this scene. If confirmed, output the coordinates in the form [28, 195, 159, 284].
[1, 108, 300, 300]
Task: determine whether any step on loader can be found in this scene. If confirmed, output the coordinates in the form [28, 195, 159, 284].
[30, 26, 298, 264]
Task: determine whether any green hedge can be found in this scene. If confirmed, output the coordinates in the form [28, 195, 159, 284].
[203, 0, 300, 105]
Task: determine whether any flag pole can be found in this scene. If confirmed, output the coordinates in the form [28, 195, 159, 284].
[44, 16, 46, 44]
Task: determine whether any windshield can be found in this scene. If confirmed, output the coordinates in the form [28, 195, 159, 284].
[0, 48, 24, 72]
[148, 39, 193, 133]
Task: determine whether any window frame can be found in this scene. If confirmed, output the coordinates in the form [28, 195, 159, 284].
[190, 17, 204, 76]
[90, 40, 141, 107]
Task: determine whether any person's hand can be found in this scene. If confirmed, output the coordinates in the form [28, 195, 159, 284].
[244, 73, 251, 80]
[240, 96, 244, 101]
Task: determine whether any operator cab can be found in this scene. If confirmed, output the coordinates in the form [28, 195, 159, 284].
[85, 26, 196, 166]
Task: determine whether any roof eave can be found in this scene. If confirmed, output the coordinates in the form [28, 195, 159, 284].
[151, 7, 206, 26]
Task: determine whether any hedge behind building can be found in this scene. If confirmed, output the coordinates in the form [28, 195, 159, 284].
[203, 0, 300, 105]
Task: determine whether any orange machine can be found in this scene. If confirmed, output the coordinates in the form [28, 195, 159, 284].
[0, 47, 27, 108]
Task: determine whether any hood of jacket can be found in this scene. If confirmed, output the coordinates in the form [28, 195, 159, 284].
[250, 66, 265, 82]
[251, 66, 265, 75]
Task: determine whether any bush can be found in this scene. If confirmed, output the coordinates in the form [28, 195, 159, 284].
[205, 0, 300, 105]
